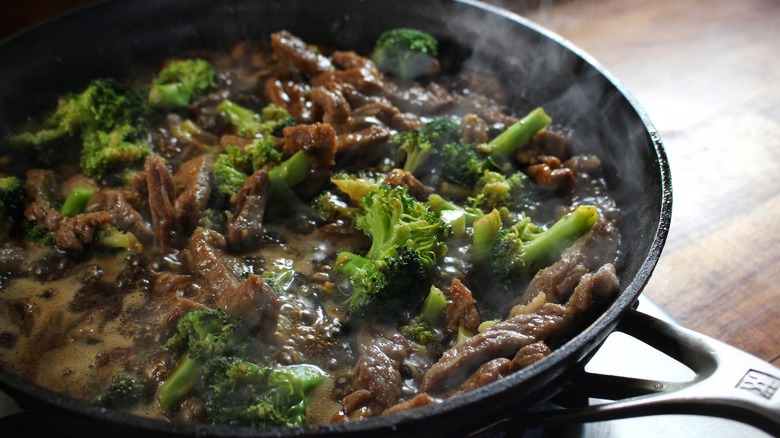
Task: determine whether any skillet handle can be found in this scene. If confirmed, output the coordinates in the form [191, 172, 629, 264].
[475, 309, 780, 435]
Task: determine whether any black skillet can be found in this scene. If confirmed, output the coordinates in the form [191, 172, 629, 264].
[0, 0, 777, 436]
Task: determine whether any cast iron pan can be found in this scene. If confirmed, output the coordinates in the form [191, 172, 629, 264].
[0, 0, 777, 436]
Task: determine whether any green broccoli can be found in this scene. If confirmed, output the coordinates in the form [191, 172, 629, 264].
[59, 185, 95, 218]
[148, 58, 218, 109]
[330, 170, 386, 203]
[10, 78, 147, 152]
[312, 190, 359, 222]
[478, 205, 599, 282]
[96, 225, 143, 252]
[393, 116, 462, 175]
[267, 149, 310, 196]
[156, 309, 249, 410]
[401, 285, 447, 346]
[469, 170, 532, 213]
[201, 356, 324, 427]
[212, 137, 285, 198]
[439, 141, 493, 189]
[438, 107, 552, 188]
[94, 371, 152, 409]
[487, 107, 552, 170]
[23, 221, 54, 246]
[80, 125, 152, 180]
[371, 28, 440, 80]
[427, 193, 484, 225]
[333, 185, 450, 316]
[0, 176, 24, 219]
[216, 100, 295, 138]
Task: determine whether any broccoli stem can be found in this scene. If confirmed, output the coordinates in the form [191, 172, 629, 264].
[471, 209, 502, 257]
[268, 150, 309, 195]
[334, 251, 370, 277]
[489, 107, 552, 164]
[60, 186, 95, 217]
[148, 83, 189, 109]
[156, 355, 200, 410]
[421, 286, 446, 326]
[521, 205, 598, 266]
[427, 194, 484, 225]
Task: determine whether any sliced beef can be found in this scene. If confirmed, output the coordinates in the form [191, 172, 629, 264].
[226, 169, 270, 252]
[270, 31, 335, 78]
[98, 189, 155, 246]
[24, 170, 112, 251]
[525, 156, 576, 192]
[186, 227, 281, 334]
[457, 358, 514, 393]
[386, 81, 455, 115]
[444, 278, 481, 335]
[382, 169, 434, 201]
[336, 126, 392, 158]
[215, 274, 280, 337]
[312, 50, 386, 93]
[143, 155, 181, 251]
[420, 263, 619, 393]
[340, 325, 410, 419]
[282, 123, 337, 196]
[311, 83, 351, 133]
[265, 77, 319, 123]
[173, 154, 214, 233]
[461, 114, 490, 144]
[512, 341, 552, 369]
[520, 220, 619, 305]
[383, 393, 438, 415]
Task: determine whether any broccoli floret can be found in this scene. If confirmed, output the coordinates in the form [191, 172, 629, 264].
[427, 194, 484, 225]
[216, 100, 295, 138]
[486, 107, 552, 170]
[470, 170, 532, 213]
[148, 58, 217, 109]
[471, 209, 503, 261]
[0, 176, 24, 219]
[330, 170, 386, 203]
[393, 117, 462, 175]
[401, 285, 447, 346]
[156, 309, 249, 410]
[96, 225, 143, 252]
[333, 185, 450, 316]
[80, 125, 152, 180]
[10, 78, 147, 153]
[23, 221, 53, 246]
[267, 149, 310, 196]
[371, 28, 440, 80]
[212, 137, 286, 198]
[94, 371, 151, 409]
[59, 185, 95, 218]
[198, 208, 228, 233]
[201, 356, 324, 427]
[439, 141, 493, 188]
[312, 190, 359, 222]
[481, 206, 599, 282]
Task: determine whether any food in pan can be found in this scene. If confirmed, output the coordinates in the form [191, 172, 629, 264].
[0, 28, 620, 427]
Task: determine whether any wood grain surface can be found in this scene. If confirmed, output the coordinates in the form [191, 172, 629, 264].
[501, 0, 780, 368]
[4, 0, 778, 368]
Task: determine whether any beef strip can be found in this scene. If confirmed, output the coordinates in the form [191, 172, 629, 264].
[143, 155, 182, 250]
[270, 31, 335, 78]
[98, 189, 155, 246]
[457, 358, 514, 393]
[226, 168, 270, 252]
[382, 169, 434, 201]
[311, 83, 352, 133]
[173, 154, 215, 233]
[24, 170, 112, 251]
[461, 114, 490, 144]
[187, 227, 280, 334]
[519, 220, 619, 305]
[525, 156, 576, 192]
[420, 263, 619, 393]
[265, 77, 320, 123]
[444, 278, 481, 335]
[339, 325, 410, 420]
[282, 123, 337, 196]
[215, 274, 280, 337]
[383, 393, 438, 415]
[512, 341, 552, 369]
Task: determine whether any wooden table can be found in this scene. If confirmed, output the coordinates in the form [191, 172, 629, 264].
[502, 0, 780, 369]
[4, 0, 777, 369]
